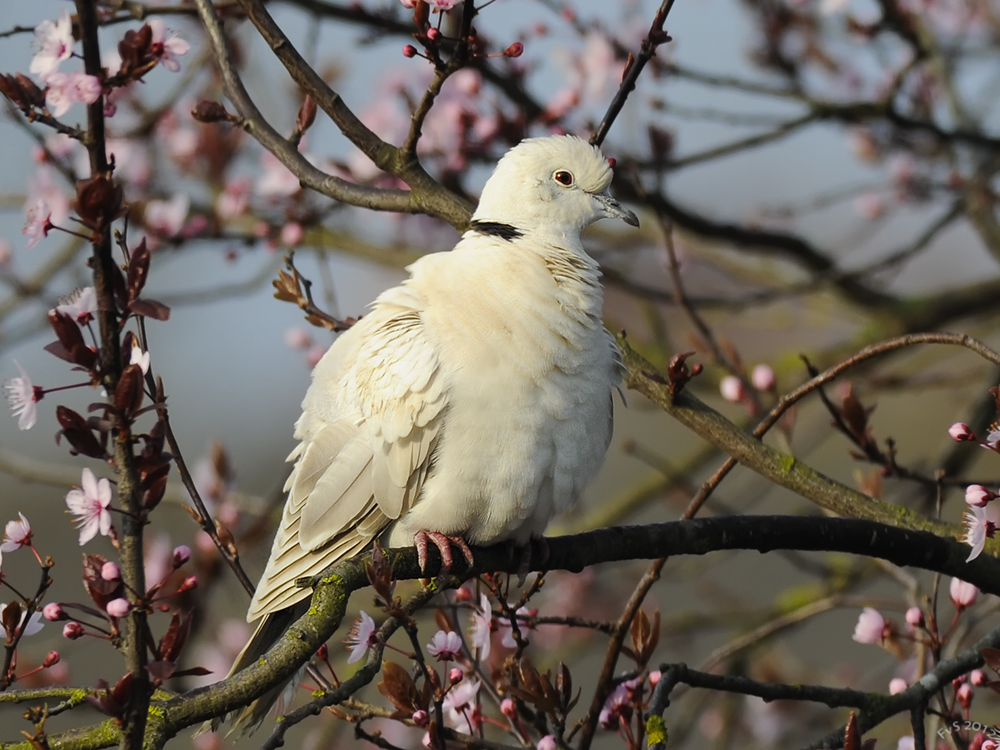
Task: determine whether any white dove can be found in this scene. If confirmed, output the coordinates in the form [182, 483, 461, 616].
[224, 134, 638, 731]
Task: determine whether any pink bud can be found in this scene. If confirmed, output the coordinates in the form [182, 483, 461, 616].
[62, 622, 84, 640]
[751, 364, 776, 392]
[505, 42, 524, 58]
[448, 667, 463, 684]
[905, 607, 923, 628]
[852, 607, 885, 645]
[177, 575, 199, 593]
[403, 45, 417, 58]
[971, 669, 987, 686]
[101, 561, 120, 581]
[719, 375, 745, 403]
[537, 736, 556, 750]
[957, 681, 973, 708]
[172, 545, 192, 567]
[43, 603, 66, 621]
[949, 422, 975, 441]
[426, 28, 440, 42]
[649, 669, 661, 686]
[950, 577, 979, 608]
[106, 598, 131, 618]
[412, 709, 429, 727]
[501, 698, 516, 719]
[888, 678, 907, 695]
[966, 485, 994, 508]
[43, 651, 60, 668]
[280, 221, 304, 247]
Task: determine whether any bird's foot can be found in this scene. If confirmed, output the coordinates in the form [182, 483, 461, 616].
[414, 530, 475, 581]
[509, 536, 550, 586]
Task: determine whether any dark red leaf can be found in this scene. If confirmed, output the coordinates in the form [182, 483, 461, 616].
[128, 297, 171, 321]
[127, 238, 150, 302]
[114, 364, 144, 417]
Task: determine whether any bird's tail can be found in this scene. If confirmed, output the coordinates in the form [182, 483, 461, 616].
[198, 600, 310, 736]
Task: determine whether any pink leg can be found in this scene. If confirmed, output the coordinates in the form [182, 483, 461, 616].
[413, 530, 475, 576]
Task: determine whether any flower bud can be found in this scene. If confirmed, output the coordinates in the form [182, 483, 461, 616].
[101, 561, 120, 581]
[888, 678, 907, 695]
[317, 643, 328, 660]
[649, 669, 661, 686]
[449, 667, 463, 685]
[957, 681, 974, 709]
[966, 485, 994, 508]
[412, 709, 429, 727]
[971, 669, 987, 686]
[426, 28, 440, 42]
[949, 422, 975, 441]
[751, 364, 776, 392]
[537, 736, 556, 750]
[504, 42, 524, 58]
[177, 575, 199, 593]
[43, 603, 66, 621]
[719, 375, 745, 403]
[62, 621, 84, 640]
[905, 607, 923, 628]
[501, 698, 516, 720]
[106, 598, 131, 618]
[43, 651, 60, 668]
[172, 545, 191, 567]
[950, 577, 979, 608]
[403, 45, 417, 58]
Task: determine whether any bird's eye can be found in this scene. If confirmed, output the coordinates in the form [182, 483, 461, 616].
[553, 170, 574, 187]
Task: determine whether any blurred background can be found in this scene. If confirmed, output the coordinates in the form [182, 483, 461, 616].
[1, 0, 1000, 747]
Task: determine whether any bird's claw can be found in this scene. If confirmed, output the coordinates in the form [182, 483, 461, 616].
[414, 530, 475, 582]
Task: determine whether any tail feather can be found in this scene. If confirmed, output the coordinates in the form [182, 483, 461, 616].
[199, 601, 310, 736]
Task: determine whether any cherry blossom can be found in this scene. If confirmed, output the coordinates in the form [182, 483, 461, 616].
[3, 610, 44, 640]
[25, 165, 71, 226]
[42, 72, 102, 118]
[130, 345, 151, 375]
[852, 607, 885, 644]
[30, 11, 75, 77]
[216, 177, 251, 221]
[23, 200, 52, 251]
[949, 422, 975, 441]
[599, 677, 640, 729]
[43, 603, 66, 621]
[949, 577, 979, 608]
[751, 364, 776, 392]
[888, 678, 907, 695]
[148, 18, 191, 72]
[966, 484, 994, 507]
[537, 736, 556, 750]
[962, 504, 994, 562]
[145, 193, 190, 238]
[442, 676, 481, 732]
[1, 513, 32, 553]
[4, 360, 41, 430]
[719, 375, 744, 403]
[468, 594, 492, 660]
[426, 630, 463, 661]
[106, 598, 131, 618]
[55, 286, 98, 325]
[345, 610, 377, 663]
[65, 468, 114, 545]
[101, 562, 120, 581]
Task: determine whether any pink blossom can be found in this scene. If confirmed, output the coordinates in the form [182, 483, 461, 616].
[23, 200, 52, 251]
[500, 698, 516, 719]
[888, 678, 907, 695]
[950, 577, 979, 608]
[599, 677, 640, 729]
[719, 375, 744, 403]
[4, 360, 40, 430]
[30, 11, 75, 77]
[280, 222, 304, 247]
[966, 484, 994, 508]
[399, 0, 416, 7]
[62, 621, 84, 639]
[145, 193, 190, 237]
[537, 737, 556, 750]
[26, 165, 70, 226]
[106, 598, 131, 618]
[962, 505, 994, 562]
[971, 669, 986, 685]
[428, 0, 460, 8]
[345, 610, 377, 664]
[215, 178, 251, 221]
[148, 18, 191, 72]
[256, 151, 301, 198]
[1, 513, 32, 552]
[65, 468, 114, 545]
[949, 422, 975, 441]
[172, 545, 191, 567]
[751, 364, 775, 392]
[55, 287, 98, 325]
[448, 666, 463, 684]
[468, 594, 492, 660]
[905, 607, 923, 628]
[984, 739, 999, 750]
[442, 677, 480, 733]
[852, 607, 885, 644]
[43, 72, 102, 117]
[43, 603, 66, 621]
[412, 709, 429, 727]
[427, 630, 463, 661]
[499, 606, 532, 648]
[956, 681, 973, 708]
[897, 738, 915, 750]
[101, 561, 120, 581]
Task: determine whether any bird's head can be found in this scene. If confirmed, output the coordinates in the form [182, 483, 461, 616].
[471, 135, 639, 238]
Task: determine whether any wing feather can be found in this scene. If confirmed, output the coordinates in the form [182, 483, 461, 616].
[247, 293, 448, 624]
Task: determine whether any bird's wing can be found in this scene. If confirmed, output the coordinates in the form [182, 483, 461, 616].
[247, 295, 447, 622]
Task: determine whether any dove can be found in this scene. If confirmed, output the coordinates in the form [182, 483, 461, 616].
[222, 134, 638, 732]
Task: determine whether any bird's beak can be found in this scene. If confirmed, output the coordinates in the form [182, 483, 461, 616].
[594, 193, 639, 228]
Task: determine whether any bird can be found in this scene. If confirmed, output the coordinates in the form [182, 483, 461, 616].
[221, 134, 639, 732]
